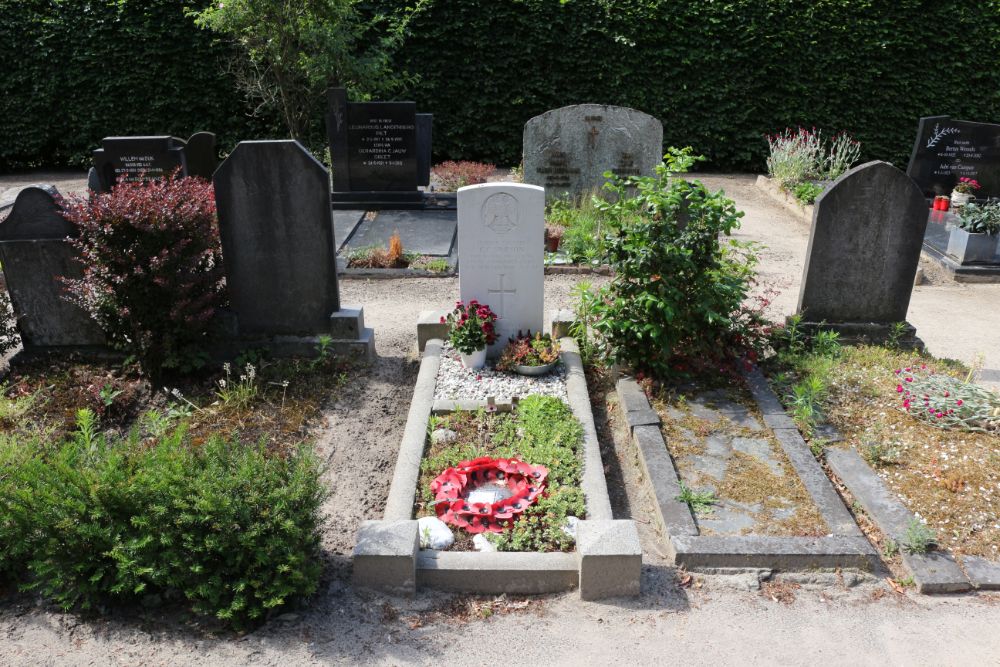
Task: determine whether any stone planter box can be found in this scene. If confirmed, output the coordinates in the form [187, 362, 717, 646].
[947, 227, 999, 265]
[354, 325, 641, 599]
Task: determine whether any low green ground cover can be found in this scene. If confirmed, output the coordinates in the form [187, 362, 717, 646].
[417, 396, 585, 552]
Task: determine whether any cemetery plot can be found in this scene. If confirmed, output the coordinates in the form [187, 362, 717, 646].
[619, 370, 876, 570]
[765, 344, 1000, 590]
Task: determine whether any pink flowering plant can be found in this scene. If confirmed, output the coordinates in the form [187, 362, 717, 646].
[60, 174, 226, 377]
[896, 364, 1000, 432]
[953, 177, 981, 195]
[442, 300, 498, 354]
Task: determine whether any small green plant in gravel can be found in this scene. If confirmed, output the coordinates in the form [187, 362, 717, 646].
[883, 538, 900, 559]
[862, 436, 903, 467]
[901, 518, 937, 554]
[676, 482, 717, 514]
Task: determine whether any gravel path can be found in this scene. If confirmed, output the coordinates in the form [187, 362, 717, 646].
[1, 174, 999, 665]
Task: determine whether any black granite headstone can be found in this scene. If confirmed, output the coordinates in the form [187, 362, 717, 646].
[0, 187, 104, 348]
[797, 161, 928, 345]
[92, 132, 217, 192]
[906, 115, 1000, 198]
[214, 141, 340, 335]
[326, 88, 433, 208]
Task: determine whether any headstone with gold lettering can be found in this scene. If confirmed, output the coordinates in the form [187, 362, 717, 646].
[522, 104, 662, 201]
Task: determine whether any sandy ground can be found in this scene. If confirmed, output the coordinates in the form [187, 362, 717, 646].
[1, 173, 1000, 666]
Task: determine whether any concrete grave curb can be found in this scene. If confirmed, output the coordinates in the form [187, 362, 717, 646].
[355, 332, 639, 598]
[825, 447, 973, 594]
[618, 367, 877, 571]
[754, 175, 814, 227]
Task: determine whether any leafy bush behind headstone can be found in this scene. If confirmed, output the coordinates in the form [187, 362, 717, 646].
[2, 1, 1000, 171]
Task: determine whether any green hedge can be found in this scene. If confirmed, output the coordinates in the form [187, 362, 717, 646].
[380, 0, 1000, 170]
[0, 0, 257, 171]
[2, 1, 1000, 171]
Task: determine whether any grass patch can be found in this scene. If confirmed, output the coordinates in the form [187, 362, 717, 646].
[417, 396, 586, 552]
[766, 342, 1000, 558]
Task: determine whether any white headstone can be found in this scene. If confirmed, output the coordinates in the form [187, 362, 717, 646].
[458, 183, 545, 354]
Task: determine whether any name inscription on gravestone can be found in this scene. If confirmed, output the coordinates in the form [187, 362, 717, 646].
[347, 104, 417, 191]
[91, 133, 217, 193]
[906, 115, 1000, 198]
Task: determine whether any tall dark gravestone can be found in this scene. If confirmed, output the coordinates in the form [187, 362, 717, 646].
[0, 187, 104, 348]
[906, 116, 1000, 199]
[92, 132, 217, 192]
[796, 161, 928, 346]
[326, 88, 432, 209]
[213, 141, 374, 357]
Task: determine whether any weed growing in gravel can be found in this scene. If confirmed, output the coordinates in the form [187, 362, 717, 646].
[901, 518, 937, 554]
[676, 482, 717, 514]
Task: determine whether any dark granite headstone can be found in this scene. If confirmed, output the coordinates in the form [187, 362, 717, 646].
[797, 161, 928, 345]
[92, 132, 217, 192]
[0, 187, 104, 348]
[214, 141, 340, 335]
[906, 115, 1000, 199]
[326, 88, 432, 208]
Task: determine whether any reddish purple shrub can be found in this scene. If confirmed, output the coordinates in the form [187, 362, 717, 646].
[60, 175, 226, 376]
[431, 161, 496, 191]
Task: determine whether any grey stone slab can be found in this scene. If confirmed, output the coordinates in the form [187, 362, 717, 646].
[617, 377, 652, 414]
[561, 337, 613, 521]
[333, 210, 364, 250]
[732, 437, 782, 476]
[416, 551, 579, 594]
[774, 430, 860, 537]
[688, 454, 728, 481]
[696, 506, 756, 535]
[743, 367, 787, 415]
[353, 519, 419, 594]
[704, 434, 732, 458]
[577, 520, 642, 600]
[721, 410, 764, 432]
[961, 555, 1000, 590]
[826, 447, 971, 593]
[417, 310, 449, 351]
[214, 140, 340, 335]
[672, 535, 877, 570]
[550, 309, 575, 339]
[797, 161, 928, 325]
[459, 183, 545, 354]
[0, 187, 105, 348]
[329, 306, 364, 339]
[632, 424, 698, 537]
[523, 104, 662, 201]
[762, 412, 798, 430]
[345, 209, 457, 256]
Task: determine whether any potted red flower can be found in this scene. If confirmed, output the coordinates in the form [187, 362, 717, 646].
[951, 177, 980, 208]
[442, 300, 498, 369]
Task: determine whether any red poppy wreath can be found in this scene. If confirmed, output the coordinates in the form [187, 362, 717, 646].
[430, 456, 549, 534]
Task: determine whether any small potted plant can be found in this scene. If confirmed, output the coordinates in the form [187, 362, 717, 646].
[950, 177, 981, 208]
[496, 330, 560, 376]
[947, 201, 1000, 264]
[443, 300, 498, 369]
[544, 224, 564, 252]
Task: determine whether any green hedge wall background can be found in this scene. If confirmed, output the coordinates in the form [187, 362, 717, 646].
[2, 0, 1000, 172]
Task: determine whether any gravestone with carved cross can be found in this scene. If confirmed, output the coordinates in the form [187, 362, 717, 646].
[457, 183, 545, 355]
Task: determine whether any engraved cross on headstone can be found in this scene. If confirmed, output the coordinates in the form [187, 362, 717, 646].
[487, 274, 517, 319]
[587, 125, 600, 148]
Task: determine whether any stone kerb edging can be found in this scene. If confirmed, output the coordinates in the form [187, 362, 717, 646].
[354, 333, 640, 599]
[618, 367, 877, 570]
[825, 447, 979, 594]
[754, 175, 814, 227]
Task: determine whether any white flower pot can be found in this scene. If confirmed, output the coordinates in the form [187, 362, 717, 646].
[460, 347, 487, 369]
[950, 190, 974, 208]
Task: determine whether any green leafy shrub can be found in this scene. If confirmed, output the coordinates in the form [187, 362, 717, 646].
[584, 148, 768, 380]
[2, 411, 324, 628]
[792, 182, 825, 205]
[546, 194, 609, 264]
[957, 201, 1000, 235]
[61, 175, 226, 378]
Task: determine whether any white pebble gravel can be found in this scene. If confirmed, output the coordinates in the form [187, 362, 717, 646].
[434, 343, 568, 402]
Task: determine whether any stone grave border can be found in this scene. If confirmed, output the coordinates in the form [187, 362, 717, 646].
[354, 328, 641, 599]
[617, 366, 876, 571]
[825, 447, 997, 593]
[754, 175, 815, 227]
